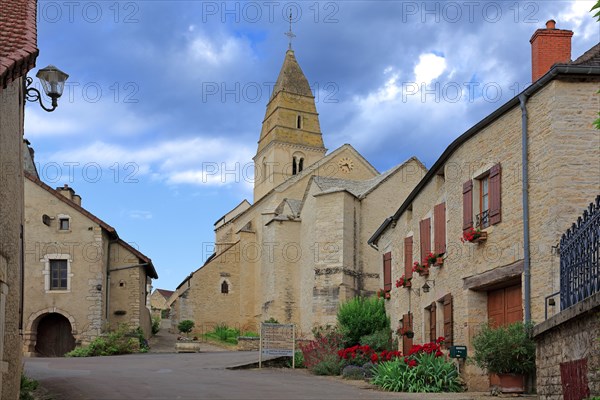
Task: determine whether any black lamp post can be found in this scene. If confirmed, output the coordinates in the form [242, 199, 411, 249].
[25, 65, 69, 112]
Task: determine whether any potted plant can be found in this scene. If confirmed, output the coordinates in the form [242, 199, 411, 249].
[175, 320, 201, 353]
[424, 252, 437, 267]
[471, 322, 536, 393]
[396, 326, 414, 339]
[435, 255, 444, 267]
[412, 261, 429, 276]
[395, 274, 411, 288]
[461, 227, 487, 244]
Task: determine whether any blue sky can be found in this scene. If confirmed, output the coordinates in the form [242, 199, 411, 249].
[28, 1, 599, 291]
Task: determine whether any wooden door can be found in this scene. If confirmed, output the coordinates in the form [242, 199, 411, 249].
[35, 313, 75, 357]
[487, 284, 523, 328]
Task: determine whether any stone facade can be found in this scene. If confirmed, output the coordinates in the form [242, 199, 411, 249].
[170, 48, 426, 336]
[22, 168, 157, 355]
[370, 38, 600, 390]
[0, 77, 25, 400]
[150, 289, 174, 317]
[533, 292, 600, 399]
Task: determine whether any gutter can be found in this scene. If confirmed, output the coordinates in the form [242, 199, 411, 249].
[368, 64, 600, 245]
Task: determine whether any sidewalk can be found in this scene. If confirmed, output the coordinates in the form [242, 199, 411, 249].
[147, 329, 226, 353]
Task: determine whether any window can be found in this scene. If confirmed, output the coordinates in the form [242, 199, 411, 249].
[433, 203, 446, 254]
[404, 236, 413, 283]
[221, 280, 229, 294]
[292, 157, 297, 175]
[50, 260, 68, 290]
[463, 163, 502, 233]
[297, 115, 302, 129]
[419, 218, 431, 262]
[382, 252, 392, 291]
[298, 158, 304, 173]
[426, 302, 437, 343]
[59, 218, 70, 230]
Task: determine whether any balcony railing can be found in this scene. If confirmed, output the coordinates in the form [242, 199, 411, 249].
[476, 210, 489, 229]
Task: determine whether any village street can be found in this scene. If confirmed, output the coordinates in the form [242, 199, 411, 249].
[25, 350, 503, 400]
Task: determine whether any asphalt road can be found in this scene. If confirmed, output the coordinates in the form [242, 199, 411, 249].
[25, 351, 496, 400]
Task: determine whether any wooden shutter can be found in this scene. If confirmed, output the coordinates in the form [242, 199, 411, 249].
[419, 218, 431, 262]
[463, 180, 473, 231]
[383, 252, 392, 291]
[429, 302, 437, 343]
[402, 313, 413, 354]
[433, 203, 446, 254]
[404, 236, 413, 282]
[443, 294, 453, 348]
[489, 163, 502, 225]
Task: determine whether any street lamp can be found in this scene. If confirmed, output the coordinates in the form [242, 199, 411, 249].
[25, 65, 69, 112]
[422, 280, 436, 293]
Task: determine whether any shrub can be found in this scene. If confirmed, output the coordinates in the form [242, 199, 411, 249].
[342, 365, 365, 380]
[299, 325, 345, 375]
[285, 350, 305, 368]
[177, 320, 195, 336]
[471, 322, 536, 375]
[360, 328, 396, 352]
[203, 324, 241, 344]
[263, 317, 279, 324]
[66, 325, 142, 357]
[371, 342, 462, 393]
[337, 297, 390, 346]
[20, 374, 38, 400]
[151, 316, 161, 335]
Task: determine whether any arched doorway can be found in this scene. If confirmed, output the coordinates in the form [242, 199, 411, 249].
[35, 313, 76, 357]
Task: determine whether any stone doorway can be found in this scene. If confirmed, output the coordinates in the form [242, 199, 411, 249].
[34, 313, 76, 357]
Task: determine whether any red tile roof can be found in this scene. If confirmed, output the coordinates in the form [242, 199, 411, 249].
[0, 0, 39, 89]
[156, 289, 175, 299]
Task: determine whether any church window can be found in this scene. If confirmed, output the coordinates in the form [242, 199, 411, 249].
[221, 280, 229, 294]
[298, 158, 304, 172]
[297, 115, 302, 129]
[292, 157, 297, 175]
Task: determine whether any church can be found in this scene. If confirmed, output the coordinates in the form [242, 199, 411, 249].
[169, 46, 426, 336]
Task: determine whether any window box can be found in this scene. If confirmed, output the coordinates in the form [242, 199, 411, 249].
[461, 227, 487, 244]
[435, 257, 444, 267]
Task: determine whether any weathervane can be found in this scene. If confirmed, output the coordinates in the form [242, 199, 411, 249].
[284, 10, 296, 50]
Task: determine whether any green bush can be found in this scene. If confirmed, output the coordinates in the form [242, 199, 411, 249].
[471, 322, 536, 375]
[371, 353, 463, 392]
[263, 317, 279, 324]
[299, 325, 345, 375]
[151, 316, 161, 335]
[337, 297, 390, 346]
[359, 328, 395, 352]
[66, 325, 142, 357]
[203, 324, 241, 344]
[177, 320, 195, 336]
[310, 353, 343, 376]
[285, 350, 305, 368]
[20, 374, 38, 400]
[342, 365, 366, 380]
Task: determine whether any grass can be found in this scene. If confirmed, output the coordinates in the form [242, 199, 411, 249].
[201, 324, 258, 346]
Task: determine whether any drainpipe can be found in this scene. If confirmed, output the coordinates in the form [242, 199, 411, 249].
[519, 93, 531, 324]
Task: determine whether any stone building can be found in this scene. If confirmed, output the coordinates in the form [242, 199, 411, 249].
[170, 48, 427, 335]
[0, 0, 38, 397]
[368, 21, 600, 390]
[22, 148, 158, 356]
[150, 288, 174, 317]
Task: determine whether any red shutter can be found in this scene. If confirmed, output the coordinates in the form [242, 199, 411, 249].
[463, 180, 473, 231]
[383, 252, 392, 291]
[429, 302, 437, 343]
[489, 163, 502, 225]
[433, 203, 446, 255]
[443, 294, 453, 348]
[404, 236, 413, 282]
[402, 313, 413, 354]
[419, 218, 431, 262]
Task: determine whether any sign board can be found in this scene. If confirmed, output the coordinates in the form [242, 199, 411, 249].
[449, 345, 467, 359]
[259, 323, 295, 368]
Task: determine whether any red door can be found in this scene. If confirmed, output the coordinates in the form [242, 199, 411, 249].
[487, 284, 523, 327]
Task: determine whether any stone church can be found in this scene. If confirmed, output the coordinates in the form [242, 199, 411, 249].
[170, 48, 426, 336]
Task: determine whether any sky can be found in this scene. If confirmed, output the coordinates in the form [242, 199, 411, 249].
[28, 0, 599, 291]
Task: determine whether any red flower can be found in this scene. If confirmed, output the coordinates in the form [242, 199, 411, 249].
[435, 350, 444, 357]
[371, 353, 378, 362]
[436, 336, 445, 344]
[408, 360, 418, 368]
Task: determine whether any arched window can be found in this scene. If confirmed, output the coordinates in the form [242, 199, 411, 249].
[298, 158, 304, 172]
[292, 157, 297, 175]
[221, 280, 229, 294]
[297, 115, 302, 129]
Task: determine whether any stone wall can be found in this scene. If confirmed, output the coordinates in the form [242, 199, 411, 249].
[533, 292, 600, 399]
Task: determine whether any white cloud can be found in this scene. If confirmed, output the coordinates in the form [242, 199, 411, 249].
[414, 53, 447, 85]
[187, 35, 251, 66]
[128, 210, 153, 220]
[558, 0, 598, 41]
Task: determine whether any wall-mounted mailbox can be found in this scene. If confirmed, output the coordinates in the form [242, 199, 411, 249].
[449, 345, 467, 359]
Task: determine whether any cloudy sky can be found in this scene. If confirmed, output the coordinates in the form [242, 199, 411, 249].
[29, 0, 599, 290]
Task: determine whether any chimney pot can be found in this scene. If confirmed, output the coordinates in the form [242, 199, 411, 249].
[546, 20, 556, 29]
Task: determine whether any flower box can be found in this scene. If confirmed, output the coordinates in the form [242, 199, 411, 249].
[489, 373, 525, 393]
[435, 257, 444, 267]
[462, 227, 488, 244]
[175, 341, 201, 353]
[474, 231, 488, 243]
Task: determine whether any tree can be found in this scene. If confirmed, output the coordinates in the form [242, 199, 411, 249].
[177, 320, 195, 337]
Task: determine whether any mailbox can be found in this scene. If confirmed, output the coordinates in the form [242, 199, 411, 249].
[449, 345, 467, 359]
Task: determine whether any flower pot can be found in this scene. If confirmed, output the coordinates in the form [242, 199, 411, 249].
[175, 341, 201, 353]
[418, 269, 429, 277]
[435, 257, 444, 266]
[489, 373, 525, 393]
[474, 232, 488, 243]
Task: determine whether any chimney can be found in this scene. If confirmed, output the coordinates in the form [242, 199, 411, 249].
[56, 184, 82, 206]
[530, 20, 573, 82]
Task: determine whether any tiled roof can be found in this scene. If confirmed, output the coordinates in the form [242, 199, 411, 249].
[156, 289, 174, 299]
[271, 50, 313, 98]
[571, 43, 600, 66]
[0, 0, 39, 89]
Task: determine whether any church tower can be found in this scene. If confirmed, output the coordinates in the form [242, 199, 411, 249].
[253, 49, 326, 202]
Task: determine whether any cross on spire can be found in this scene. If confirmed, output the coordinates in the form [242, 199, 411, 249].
[284, 10, 296, 50]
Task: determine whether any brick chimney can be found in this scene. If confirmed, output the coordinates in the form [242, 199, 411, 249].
[56, 184, 82, 206]
[530, 20, 573, 82]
